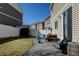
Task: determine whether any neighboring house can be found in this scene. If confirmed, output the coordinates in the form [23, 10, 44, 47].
[43, 16, 50, 30]
[0, 3, 23, 38]
[29, 16, 51, 36]
[29, 22, 43, 36]
[43, 16, 52, 34]
[36, 22, 43, 30]
[30, 21, 43, 30]
[29, 23, 37, 36]
[50, 3, 79, 43]
[29, 24, 36, 30]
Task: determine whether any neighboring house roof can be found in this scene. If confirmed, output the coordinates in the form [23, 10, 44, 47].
[30, 16, 50, 26]
[30, 21, 43, 26]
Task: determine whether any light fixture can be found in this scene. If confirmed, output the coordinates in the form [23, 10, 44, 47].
[0, 7, 2, 9]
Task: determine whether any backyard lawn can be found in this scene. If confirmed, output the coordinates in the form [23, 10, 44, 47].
[0, 38, 34, 56]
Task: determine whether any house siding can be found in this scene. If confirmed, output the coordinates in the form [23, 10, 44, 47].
[29, 24, 37, 36]
[0, 3, 22, 38]
[30, 25, 36, 30]
[0, 3, 22, 27]
[44, 16, 50, 29]
[9, 3, 22, 13]
[51, 3, 79, 43]
[72, 4, 79, 43]
[37, 23, 43, 30]
[29, 22, 44, 36]
[51, 3, 66, 18]
[50, 3, 66, 41]
[50, 3, 70, 41]
[0, 24, 20, 38]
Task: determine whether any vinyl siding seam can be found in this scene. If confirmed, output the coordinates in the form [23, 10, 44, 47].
[0, 12, 22, 22]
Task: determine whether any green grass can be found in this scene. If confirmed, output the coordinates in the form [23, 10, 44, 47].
[0, 38, 33, 56]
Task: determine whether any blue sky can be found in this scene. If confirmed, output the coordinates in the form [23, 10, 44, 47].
[19, 3, 50, 25]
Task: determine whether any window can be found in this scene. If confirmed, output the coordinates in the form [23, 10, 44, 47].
[55, 21, 58, 29]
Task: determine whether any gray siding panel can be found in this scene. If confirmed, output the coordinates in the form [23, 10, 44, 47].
[0, 3, 22, 27]
[0, 3, 22, 20]
[0, 13, 22, 27]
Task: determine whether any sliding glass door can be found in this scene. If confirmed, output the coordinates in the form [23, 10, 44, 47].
[63, 7, 72, 42]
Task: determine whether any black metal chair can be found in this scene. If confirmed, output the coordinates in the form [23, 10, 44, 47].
[59, 38, 70, 54]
